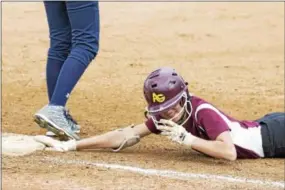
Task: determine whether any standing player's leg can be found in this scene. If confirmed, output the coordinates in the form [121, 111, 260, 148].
[43, 1, 72, 101]
[50, 1, 99, 106]
[36, 2, 100, 140]
[34, 2, 80, 140]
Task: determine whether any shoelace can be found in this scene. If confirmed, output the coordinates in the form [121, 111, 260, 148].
[65, 110, 78, 125]
[64, 109, 80, 131]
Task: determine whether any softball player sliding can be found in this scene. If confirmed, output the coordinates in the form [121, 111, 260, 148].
[34, 1, 100, 140]
[35, 67, 285, 160]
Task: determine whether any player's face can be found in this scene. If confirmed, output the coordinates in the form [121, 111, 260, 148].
[159, 102, 185, 123]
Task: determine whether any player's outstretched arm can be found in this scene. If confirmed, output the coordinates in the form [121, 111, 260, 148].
[34, 123, 152, 152]
[77, 123, 151, 151]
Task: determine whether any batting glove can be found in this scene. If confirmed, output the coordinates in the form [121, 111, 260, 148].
[34, 135, 77, 152]
[157, 119, 197, 148]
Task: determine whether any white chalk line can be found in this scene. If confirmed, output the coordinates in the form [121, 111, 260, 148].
[43, 157, 284, 188]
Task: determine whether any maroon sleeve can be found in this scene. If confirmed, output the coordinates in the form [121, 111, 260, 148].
[197, 109, 230, 140]
[145, 118, 161, 134]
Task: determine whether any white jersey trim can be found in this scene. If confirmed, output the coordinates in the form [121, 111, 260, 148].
[195, 103, 264, 157]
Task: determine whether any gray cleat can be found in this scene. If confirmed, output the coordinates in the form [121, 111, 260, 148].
[34, 105, 80, 140]
[46, 109, 80, 137]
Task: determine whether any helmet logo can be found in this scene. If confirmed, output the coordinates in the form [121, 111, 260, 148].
[152, 92, 165, 103]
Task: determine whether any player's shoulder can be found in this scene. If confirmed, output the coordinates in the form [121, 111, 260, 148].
[190, 95, 219, 120]
[190, 95, 210, 108]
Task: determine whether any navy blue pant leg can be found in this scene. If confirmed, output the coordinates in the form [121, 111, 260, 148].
[66, 1, 100, 66]
[49, 1, 100, 106]
[43, 1, 72, 100]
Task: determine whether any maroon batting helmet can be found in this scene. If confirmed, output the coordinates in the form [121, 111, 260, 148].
[143, 67, 189, 115]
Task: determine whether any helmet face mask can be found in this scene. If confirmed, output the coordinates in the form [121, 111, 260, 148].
[143, 67, 193, 127]
[148, 92, 193, 127]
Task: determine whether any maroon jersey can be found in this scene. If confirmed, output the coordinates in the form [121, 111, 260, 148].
[145, 95, 264, 159]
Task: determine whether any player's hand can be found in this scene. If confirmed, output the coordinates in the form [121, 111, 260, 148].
[157, 119, 197, 148]
[34, 135, 77, 152]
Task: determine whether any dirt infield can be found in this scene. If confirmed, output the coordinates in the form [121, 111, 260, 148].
[2, 2, 284, 190]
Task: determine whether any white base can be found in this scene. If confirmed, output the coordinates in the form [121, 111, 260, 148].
[2, 133, 45, 156]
